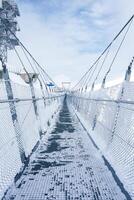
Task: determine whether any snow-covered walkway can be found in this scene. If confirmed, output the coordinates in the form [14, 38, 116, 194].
[4, 97, 128, 200]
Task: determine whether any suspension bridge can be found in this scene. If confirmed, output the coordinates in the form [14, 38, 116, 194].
[0, 1, 134, 200]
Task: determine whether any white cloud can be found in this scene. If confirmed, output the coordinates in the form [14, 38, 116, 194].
[7, 0, 134, 88]
[90, 1, 111, 18]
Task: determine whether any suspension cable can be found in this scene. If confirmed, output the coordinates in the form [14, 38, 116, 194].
[73, 15, 134, 90]
[5, 22, 58, 93]
[79, 63, 98, 91]
[102, 19, 133, 85]
[1, 18, 58, 89]
[12, 46, 50, 95]
[91, 47, 111, 88]
[19, 45, 50, 93]
[86, 59, 100, 89]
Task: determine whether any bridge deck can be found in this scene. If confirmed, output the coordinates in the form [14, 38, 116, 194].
[5, 99, 126, 200]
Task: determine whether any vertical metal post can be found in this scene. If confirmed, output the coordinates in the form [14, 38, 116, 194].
[111, 88, 124, 140]
[91, 83, 95, 91]
[29, 79, 42, 138]
[124, 64, 132, 81]
[101, 76, 106, 89]
[125, 57, 134, 81]
[112, 59, 133, 139]
[2, 63, 26, 163]
[107, 59, 134, 148]
[38, 78, 46, 108]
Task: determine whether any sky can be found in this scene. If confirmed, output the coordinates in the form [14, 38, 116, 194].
[8, 0, 134, 87]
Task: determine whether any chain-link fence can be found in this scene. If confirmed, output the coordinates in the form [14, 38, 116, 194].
[69, 82, 134, 198]
[0, 80, 64, 199]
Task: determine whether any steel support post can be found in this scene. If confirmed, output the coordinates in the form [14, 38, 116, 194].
[2, 64, 26, 163]
[29, 80, 42, 138]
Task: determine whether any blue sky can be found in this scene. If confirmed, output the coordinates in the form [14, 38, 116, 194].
[18, 0, 116, 51]
[10, 0, 134, 87]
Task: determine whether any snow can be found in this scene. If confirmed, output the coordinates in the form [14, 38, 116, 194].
[4, 99, 127, 200]
[0, 79, 63, 199]
[0, 76, 134, 199]
[69, 81, 134, 199]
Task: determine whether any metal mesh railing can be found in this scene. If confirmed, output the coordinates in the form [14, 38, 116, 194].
[69, 82, 134, 198]
[0, 80, 64, 199]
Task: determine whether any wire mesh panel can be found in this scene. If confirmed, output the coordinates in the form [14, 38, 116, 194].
[107, 82, 134, 198]
[11, 81, 32, 99]
[93, 85, 122, 149]
[0, 79, 64, 198]
[0, 82, 22, 199]
[11, 82, 39, 156]
[94, 101, 115, 149]
[70, 82, 134, 198]
[15, 101, 39, 156]
[34, 88, 62, 132]
[36, 99, 46, 131]
[34, 87, 48, 132]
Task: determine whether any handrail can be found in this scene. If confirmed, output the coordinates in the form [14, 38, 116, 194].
[69, 95, 134, 106]
[0, 94, 65, 104]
